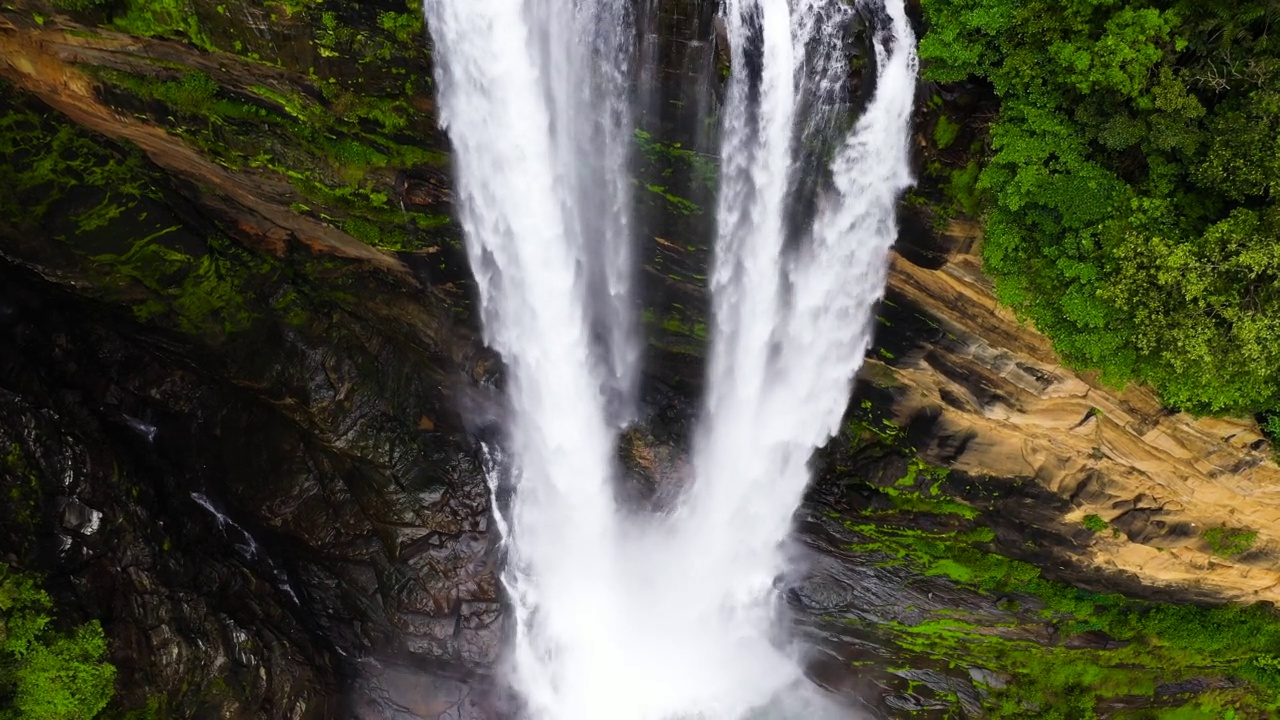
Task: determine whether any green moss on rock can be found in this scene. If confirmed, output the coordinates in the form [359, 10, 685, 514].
[0, 92, 343, 342]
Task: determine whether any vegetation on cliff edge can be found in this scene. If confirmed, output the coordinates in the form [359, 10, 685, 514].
[838, 404, 1280, 717]
[0, 567, 115, 720]
[919, 0, 1280, 422]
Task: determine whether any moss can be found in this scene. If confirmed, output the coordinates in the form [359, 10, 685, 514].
[92, 238, 262, 336]
[933, 114, 961, 150]
[316, 9, 411, 64]
[839, 500, 1280, 717]
[110, 0, 217, 52]
[2, 443, 41, 533]
[0, 92, 348, 340]
[339, 216, 417, 253]
[96, 66, 440, 176]
[640, 308, 708, 357]
[45, 0, 449, 254]
[0, 101, 152, 231]
[328, 92, 416, 135]
[52, 0, 117, 10]
[881, 611, 1279, 719]
[643, 184, 701, 216]
[846, 515, 1280, 715]
[376, 10, 424, 45]
[658, 313, 707, 340]
[86, 66, 450, 252]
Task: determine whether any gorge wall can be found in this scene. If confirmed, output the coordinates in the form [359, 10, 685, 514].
[1, 1, 1279, 717]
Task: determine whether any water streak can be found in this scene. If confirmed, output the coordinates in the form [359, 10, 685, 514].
[663, 0, 920, 715]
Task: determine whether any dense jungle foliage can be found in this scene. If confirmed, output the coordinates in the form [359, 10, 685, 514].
[0, 568, 115, 720]
[919, 0, 1280, 423]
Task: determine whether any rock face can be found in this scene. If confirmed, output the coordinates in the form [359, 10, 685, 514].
[3, 1, 1280, 718]
[873, 241, 1280, 603]
[0, 226, 505, 717]
[1, 5, 504, 714]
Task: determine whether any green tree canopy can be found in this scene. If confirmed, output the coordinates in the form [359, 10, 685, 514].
[0, 568, 115, 720]
[920, 0, 1280, 416]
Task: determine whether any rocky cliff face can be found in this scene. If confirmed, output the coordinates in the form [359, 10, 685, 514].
[2, 4, 508, 716]
[872, 241, 1280, 604]
[2, 1, 1279, 718]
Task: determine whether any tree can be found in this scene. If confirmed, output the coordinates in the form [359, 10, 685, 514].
[0, 568, 115, 720]
[919, 0, 1280, 417]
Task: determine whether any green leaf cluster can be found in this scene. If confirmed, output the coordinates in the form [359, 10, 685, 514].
[0, 568, 115, 720]
[1203, 526, 1258, 558]
[920, 0, 1280, 416]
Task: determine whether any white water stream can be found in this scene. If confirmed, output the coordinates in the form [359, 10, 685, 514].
[422, 0, 916, 716]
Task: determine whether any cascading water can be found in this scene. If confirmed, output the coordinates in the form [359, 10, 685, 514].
[422, 0, 916, 716]
[419, 0, 637, 716]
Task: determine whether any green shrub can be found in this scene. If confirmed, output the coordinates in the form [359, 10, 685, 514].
[946, 160, 983, 217]
[1261, 412, 1280, 447]
[0, 568, 116, 720]
[933, 115, 961, 150]
[1083, 514, 1108, 533]
[1203, 527, 1258, 559]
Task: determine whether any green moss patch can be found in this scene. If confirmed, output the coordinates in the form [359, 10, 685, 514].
[86, 65, 450, 253]
[0, 91, 354, 342]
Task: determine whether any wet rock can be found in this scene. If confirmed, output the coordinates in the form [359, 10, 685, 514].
[1063, 630, 1129, 651]
[354, 660, 499, 720]
[400, 173, 455, 210]
[59, 498, 103, 536]
[967, 667, 1009, 691]
[0, 240, 491, 714]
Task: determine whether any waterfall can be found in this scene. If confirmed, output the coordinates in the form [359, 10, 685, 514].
[419, 0, 638, 715]
[422, 0, 916, 716]
[673, 0, 918, 713]
[693, 0, 918, 600]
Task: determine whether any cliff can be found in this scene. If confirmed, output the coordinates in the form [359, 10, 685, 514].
[874, 241, 1280, 603]
[1, 1, 1278, 718]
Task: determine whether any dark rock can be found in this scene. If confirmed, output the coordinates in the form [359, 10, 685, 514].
[967, 667, 1009, 691]
[59, 498, 103, 536]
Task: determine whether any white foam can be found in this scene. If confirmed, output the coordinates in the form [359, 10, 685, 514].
[422, 0, 917, 716]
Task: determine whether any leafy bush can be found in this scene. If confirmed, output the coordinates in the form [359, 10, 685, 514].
[919, 0, 1280, 418]
[1203, 527, 1258, 558]
[1261, 412, 1280, 449]
[0, 568, 115, 720]
[933, 115, 961, 150]
[1082, 514, 1108, 533]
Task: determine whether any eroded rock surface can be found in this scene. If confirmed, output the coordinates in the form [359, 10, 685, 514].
[872, 245, 1280, 602]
